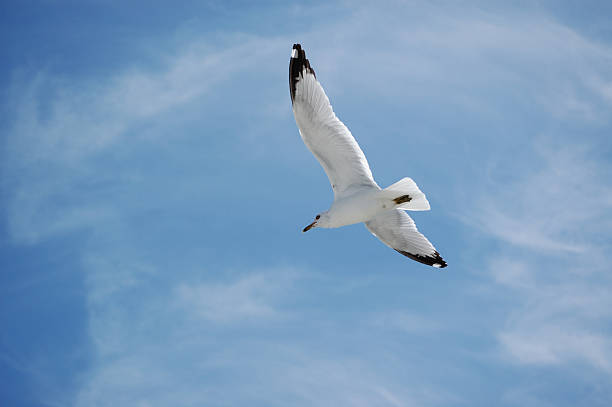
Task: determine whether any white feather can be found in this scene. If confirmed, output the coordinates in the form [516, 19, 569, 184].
[366, 210, 445, 267]
[292, 67, 379, 199]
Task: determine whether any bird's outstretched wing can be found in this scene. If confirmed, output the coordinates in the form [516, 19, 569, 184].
[365, 209, 447, 268]
[290, 44, 378, 199]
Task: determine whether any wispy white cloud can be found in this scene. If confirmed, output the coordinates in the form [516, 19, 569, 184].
[174, 269, 300, 323]
[471, 142, 612, 254]
[75, 258, 456, 407]
[5, 38, 281, 165]
[500, 272, 612, 369]
[76, 260, 299, 406]
[470, 141, 612, 372]
[370, 310, 442, 334]
[302, 7, 612, 125]
[492, 258, 612, 369]
[499, 326, 611, 370]
[271, 355, 455, 407]
[2, 35, 285, 245]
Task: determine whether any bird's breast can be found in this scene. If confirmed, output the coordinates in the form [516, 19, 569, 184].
[327, 191, 387, 228]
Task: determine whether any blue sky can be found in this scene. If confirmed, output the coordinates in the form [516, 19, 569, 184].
[1, 1, 612, 406]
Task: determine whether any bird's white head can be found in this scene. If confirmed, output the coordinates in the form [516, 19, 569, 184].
[302, 211, 330, 232]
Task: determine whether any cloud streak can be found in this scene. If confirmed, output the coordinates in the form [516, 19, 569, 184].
[472, 142, 612, 254]
[2, 35, 285, 245]
[471, 141, 612, 372]
[174, 269, 300, 323]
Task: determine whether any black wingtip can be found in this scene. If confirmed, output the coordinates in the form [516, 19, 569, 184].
[395, 249, 448, 269]
[289, 43, 316, 103]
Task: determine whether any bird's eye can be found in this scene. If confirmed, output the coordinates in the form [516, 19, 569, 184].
[316, 214, 320, 220]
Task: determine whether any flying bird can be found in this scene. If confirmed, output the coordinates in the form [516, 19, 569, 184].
[289, 44, 447, 268]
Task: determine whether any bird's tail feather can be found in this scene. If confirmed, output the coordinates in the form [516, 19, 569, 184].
[382, 177, 431, 211]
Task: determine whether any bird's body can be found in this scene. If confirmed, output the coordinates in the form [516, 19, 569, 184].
[289, 44, 447, 268]
[323, 188, 383, 228]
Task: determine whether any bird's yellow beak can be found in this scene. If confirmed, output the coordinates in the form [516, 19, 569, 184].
[302, 221, 316, 232]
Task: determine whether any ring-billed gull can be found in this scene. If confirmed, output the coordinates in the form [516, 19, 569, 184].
[290, 44, 447, 268]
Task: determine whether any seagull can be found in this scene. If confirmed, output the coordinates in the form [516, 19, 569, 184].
[289, 44, 447, 268]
